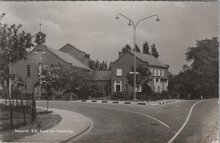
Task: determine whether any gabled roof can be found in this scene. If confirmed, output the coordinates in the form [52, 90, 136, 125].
[46, 46, 91, 71]
[111, 50, 168, 68]
[131, 51, 168, 68]
[59, 43, 86, 54]
[24, 45, 91, 71]
[94, 71, 111, 81]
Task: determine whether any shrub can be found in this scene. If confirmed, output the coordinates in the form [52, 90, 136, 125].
[161, 90, 169, 99]
[110, 92, 133, 100]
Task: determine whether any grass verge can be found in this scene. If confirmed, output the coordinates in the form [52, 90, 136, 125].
[0, 109, 62, 142]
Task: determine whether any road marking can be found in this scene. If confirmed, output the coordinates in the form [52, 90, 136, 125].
[78, 104, 170, 129]
[167, 100, 204, 143]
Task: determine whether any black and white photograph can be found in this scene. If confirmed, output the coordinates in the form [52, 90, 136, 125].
[0, 1, 218, 143]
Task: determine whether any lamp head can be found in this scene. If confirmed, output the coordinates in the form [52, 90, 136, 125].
[128, 21, 132, 26]
[156, 17, 160, 22]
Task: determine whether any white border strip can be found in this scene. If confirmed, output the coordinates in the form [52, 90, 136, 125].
[168, 100, 204, 143]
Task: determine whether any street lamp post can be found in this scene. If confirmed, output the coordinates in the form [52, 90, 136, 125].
[116, 13, 159, 101]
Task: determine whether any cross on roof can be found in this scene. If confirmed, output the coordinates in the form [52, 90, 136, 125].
[39, 23, 42, 32]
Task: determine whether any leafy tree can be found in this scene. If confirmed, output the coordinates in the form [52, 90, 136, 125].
[89, 59, 108, 71]
[151, 44, 159, 58]
[126, 65, 152, 89]
[185, 37, 218, 98]
[41, 64, 60, 111]
[134, 44, 141, 53]
[41, 64, 101, 101]
[143, 41, 150, 54]
[122, 44, 132, 53]
[0, 23, 33, 92]
[169, 37, 218, 99]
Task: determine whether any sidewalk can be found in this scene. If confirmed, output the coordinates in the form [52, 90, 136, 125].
[17, 107, 92, 143]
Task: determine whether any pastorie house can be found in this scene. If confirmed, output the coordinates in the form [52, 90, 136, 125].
[110, 50, 169, 95]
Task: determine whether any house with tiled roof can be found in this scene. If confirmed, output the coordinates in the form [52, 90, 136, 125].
[11, 31, 91, 98]
[110, 50, 169, 95]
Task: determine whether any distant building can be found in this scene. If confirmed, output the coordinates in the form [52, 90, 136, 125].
[59, 43, 90, 67]
[110, 50, 169, 95]
[11, 31, 91, 98]
[94, 71, 111, 97]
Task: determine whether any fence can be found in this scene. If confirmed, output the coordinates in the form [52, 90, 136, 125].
[0, 90, 36, 131]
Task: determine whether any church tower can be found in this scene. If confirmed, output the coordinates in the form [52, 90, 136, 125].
[35, 31, 46, 45]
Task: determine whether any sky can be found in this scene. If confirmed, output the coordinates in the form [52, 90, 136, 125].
[0, 1, 218, 74]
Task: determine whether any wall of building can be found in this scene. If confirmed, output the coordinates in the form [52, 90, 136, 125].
[110, 53, 146, 94]
[148, 66, 169, 93]
[96, 80, 111, 97]
[11, 46, 68, 95]
[110, 52, 169, 95]
[59, 44, 90, 67]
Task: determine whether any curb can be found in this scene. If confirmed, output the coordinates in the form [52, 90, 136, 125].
[17, 107, 93, 143]
[48, 107, 93, 143]
[79, 99, 177, 106]
[57, 118, 93, 143]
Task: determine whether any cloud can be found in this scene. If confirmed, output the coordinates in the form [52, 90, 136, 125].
[0, 1, 218, 74]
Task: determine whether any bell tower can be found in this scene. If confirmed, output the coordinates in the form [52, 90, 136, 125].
[35, 23, 46, 45]
[35, 31, 46, 45]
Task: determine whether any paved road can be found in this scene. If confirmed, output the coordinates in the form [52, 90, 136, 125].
[37, 99, 218, 143]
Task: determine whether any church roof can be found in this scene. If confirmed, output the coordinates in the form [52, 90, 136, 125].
[59, 43, 87, 54]
[46, 46, 92, 71]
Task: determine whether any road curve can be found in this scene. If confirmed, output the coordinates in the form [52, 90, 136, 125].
[37, 99, 218, 143]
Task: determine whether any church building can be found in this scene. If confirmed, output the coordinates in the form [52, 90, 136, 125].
[11, 31, 91, 98]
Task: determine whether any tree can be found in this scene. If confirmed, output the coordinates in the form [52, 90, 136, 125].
[122, 44, 132, 53]
[169, 37, 218, 99]
[150, 44, 159, 58]
[134, 44, 141, 53]
[126, 65, 152, 90]
[185, 37, 218, 98]
[0, 23, 33, 93]
[41, 64, 60, 111]
[143, 41, 150, 54]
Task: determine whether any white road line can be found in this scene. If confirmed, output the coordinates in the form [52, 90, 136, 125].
[167, 100, 204, 143]
[79, 104, 170, 129]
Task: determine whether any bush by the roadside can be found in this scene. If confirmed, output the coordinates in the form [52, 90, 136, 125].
[110, 92, 133, 101]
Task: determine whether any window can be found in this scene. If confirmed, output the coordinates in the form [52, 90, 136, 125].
[116, 68, 122, 76]
[136, 86, 142, 93]
[162, 70, 165, 77]
[158, 70, 161, 76]
[150, 69, 153, 75]
[114, 81, 122, 92]
[27, 65, 30, 77]
[154, 69, 157, 76]
[156, 78, 159, 83]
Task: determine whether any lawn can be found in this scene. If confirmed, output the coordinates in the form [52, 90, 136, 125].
[0, 105, 62, 142]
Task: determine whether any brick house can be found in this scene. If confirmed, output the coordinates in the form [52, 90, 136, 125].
[94, 71, 111, 97]
[110, 50, 169, 95]
[11, 32, 91, 98]
[59, 43, 90, 67]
